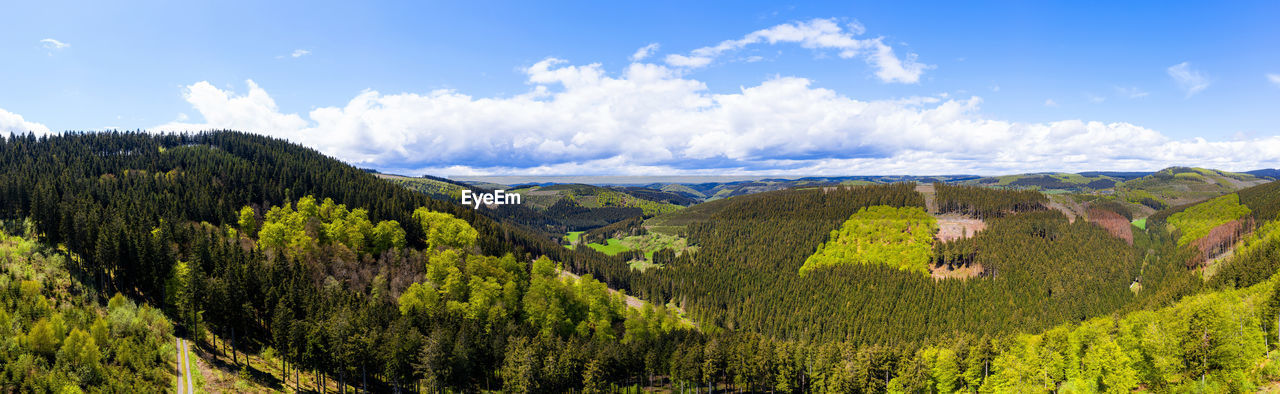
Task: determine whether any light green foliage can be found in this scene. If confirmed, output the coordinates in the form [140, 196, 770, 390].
[0, 231, 174, 390]
[397, 282, 440, 318]
[522, 256, 689, 342]
[372, 220, 407, 252]
[800, 205, 938, 275]
[248, 196, 407, 257]
[400, 248, 523, 330]
[57, 329, 102, 384]
[585, 238, 629, 255]
[1121, 188, 1166, 207]
[1167, 193, 1251, 246]
[412, 208, 478, 250]
[237, 206, 257, 237]
[1131, 217, 1146, 230]
[165, 261, 199, 334]
[27, 317, 59, 356]
[979, 276, 1272, 392]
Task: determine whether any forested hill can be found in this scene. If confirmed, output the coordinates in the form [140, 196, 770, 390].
[0, 131, 678, 391]
[10, 130, 1280, 392]
[0, 131, 593, 266]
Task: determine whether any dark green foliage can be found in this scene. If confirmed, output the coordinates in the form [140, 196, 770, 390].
[1089, 199, 1134, 221]
[622, 183, 1165, 347]
[934, 182, 1048, 218]
[1239, 180, 1280, 222]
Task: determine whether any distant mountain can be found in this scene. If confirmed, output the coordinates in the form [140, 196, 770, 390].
[967, 172, 1122, 191]
[1245, 168, 1280, 180]
[1117, 167, 1268, 210]
[1076, 171, 1152, 180]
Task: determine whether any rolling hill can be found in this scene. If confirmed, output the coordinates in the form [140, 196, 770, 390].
[9, 131, 1280, 391]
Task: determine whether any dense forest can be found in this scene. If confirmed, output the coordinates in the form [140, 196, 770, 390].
[933, 183, 1048, 218]
[4, 131, 1280, 392]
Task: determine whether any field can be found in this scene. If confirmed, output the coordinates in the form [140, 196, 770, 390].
[563, 231, 582, 249]
[618, 231, 693, 259]
[563, 231, 694, 271]
[800, 205, 938, 275]
[1132, 217, 1147, 230]
[585, 237, 630, 255]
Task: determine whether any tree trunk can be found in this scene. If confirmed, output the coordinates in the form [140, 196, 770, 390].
[231, 327, 238, 365]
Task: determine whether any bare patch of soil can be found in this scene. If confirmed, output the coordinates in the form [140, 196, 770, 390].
[935, 214, 985, 242]
[1047, 196, 1087, 223]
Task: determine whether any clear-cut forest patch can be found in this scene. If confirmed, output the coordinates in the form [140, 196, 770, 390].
[1086, 206, 1134, 244]
[934, 213, 986, 243]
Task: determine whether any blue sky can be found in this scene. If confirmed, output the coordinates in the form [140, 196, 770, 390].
[2, 1, 1279, 175]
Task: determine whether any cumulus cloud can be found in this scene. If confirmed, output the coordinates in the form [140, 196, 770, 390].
[154, 80, 307, 136]
[1269, 73, 1280, 87]
[149, 59, 1280, 175]
[663, 18, 930, 83]
[1168, 62, 1209, 98]
[291, 49, 310, 58]
[0, 107, 52, 136]
[630, 43, 659, 61]
[1044, 99, 1058, 107]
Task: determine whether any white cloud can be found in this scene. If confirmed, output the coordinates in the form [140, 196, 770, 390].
[150, 59, 1280, 175]
[291, 49, 311, 58]
[1044, 99, 1058, 107]
[1167, 62, 1209, 98]
[664, 54, 713, 68]
[154, 80, 307, 136]
[1115, 86, 1148, 99]
[1268, 73, 1280, 87]
[630, 43, 659, 61]
[0, 107, 52, 136]
[40, 38, 69, 50]
[663, 18, 930, 83]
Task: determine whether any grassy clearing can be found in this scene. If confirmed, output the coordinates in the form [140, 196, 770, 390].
[563, 231, 583, 249]
[619, 232, 691, 259]
[565, 230, 695, 271]
[1132, 218, 1147, 230]
[586, 238, 630, 255]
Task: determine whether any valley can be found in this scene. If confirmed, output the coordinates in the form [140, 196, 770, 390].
[4, 132, 1280, 392]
